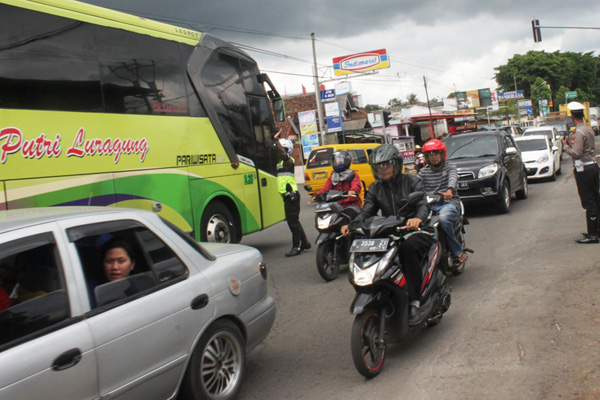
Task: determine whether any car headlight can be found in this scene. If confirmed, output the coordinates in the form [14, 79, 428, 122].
[478, 163, 499, 178]
[536, 154, 549, 163]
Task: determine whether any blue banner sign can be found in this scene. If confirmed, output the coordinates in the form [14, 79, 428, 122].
[497, 90, 525, 101]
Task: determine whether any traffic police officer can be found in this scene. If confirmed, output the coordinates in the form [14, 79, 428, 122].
[563, 101, 600, 244]
[274, 130, 310, 256]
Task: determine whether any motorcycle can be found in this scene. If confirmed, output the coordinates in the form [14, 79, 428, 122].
[348, 192, 451, 378]
[309, 187, 360, 281]
[425, 193, 473, 276]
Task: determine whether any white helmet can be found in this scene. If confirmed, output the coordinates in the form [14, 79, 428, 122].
[279, 138, 293, 156]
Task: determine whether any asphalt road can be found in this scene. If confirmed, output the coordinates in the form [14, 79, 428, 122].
[240, 157, 600, 400]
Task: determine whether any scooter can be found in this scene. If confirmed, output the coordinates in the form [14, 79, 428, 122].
[348, 192, 451, 379]
[425, 193, 473, 276]
[310, 188, 360, 281]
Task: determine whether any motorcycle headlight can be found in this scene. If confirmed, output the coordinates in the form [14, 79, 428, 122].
[317, 213, 334, 229]
[536, 154, 549, 164]
[478, 163, 499, 178]
[352, 247, 397, 286]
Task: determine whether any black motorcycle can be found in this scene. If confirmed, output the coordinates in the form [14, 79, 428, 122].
[425, 193, 473, 276]
[348, 192, 451, 378]
[311, 189, 360, 281]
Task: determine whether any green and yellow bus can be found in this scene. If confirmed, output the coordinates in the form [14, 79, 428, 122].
[0, 0, 286, 243]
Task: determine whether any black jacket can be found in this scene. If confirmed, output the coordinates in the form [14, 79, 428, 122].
[358, 174, 429, 222]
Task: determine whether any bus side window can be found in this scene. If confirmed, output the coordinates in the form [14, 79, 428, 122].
[95, 26, 189, 116]
[0, 6, 102, 112]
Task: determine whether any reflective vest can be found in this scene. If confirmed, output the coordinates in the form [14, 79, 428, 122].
[277, 157, 298, 194]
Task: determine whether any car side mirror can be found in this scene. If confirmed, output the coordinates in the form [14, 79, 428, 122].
[506, 147, 518, 155]
[552, 146, 559, 152]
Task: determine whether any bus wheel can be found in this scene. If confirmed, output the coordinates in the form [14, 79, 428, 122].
[201, 202, 237, 243]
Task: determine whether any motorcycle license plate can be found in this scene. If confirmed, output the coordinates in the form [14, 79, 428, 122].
[350, 238, 389, 252]
[458, 181, 469, 189]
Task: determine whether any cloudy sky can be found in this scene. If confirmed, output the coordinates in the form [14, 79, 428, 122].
[80, 0, 600, 107]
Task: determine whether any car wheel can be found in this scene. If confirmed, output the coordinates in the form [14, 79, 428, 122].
[181, 320, 246, 400]
[496, 182, 511, 214]
[515, 173, 528, 200]
[201, 201, 239, 243]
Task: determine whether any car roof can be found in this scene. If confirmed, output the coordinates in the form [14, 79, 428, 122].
[446, 130, 503, 139]
[0, 207, 152, 234]
[524, 126, 553, 131]
[310, 143, 381, 151]
[515, 135, 548, 141]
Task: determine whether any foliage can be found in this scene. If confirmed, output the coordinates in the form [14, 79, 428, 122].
[386, 98, 403, 107]
[406, 93, 419, 105]
[365, 104, 383, 112]
[531, 77, 552, 114]
[494, 50, 600, 109]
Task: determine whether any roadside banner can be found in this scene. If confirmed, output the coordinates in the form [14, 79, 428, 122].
[325, 102, 343, 133]
[299, 110, 319, 159]
[497, 90, 525, 101]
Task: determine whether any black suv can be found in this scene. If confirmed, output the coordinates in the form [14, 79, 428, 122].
[444, 130, 528, 213]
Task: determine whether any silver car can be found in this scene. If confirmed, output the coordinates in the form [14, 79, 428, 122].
[0, 207, 275, 400]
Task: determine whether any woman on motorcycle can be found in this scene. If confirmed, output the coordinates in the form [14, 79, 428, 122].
[312, 150, 362, 208]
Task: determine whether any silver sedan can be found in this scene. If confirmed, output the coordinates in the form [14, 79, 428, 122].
[0, 207, 275, 400]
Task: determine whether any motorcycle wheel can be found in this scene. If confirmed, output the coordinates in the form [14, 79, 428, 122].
[316, 241, 339, 282]
[351, 307, 385, 379]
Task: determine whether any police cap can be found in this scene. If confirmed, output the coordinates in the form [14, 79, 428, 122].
[567, 101, 585, 111]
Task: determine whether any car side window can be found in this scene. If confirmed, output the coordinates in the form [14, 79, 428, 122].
[349, 149, 368, 164]
[69, 221, 189, 310]
[0, 233, 69, 349]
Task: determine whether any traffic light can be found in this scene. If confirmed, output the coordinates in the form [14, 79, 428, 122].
[383, 110, 391, 127]
[532, 19, 542, 43]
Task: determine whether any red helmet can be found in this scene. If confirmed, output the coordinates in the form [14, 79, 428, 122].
[422, 139, 446, 167]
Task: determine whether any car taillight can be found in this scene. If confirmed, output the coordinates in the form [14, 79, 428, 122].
[304, 173, 310, 181]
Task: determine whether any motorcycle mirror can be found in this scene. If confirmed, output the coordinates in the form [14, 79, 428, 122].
[304, 184, 313, 192]
[406, 191, 424, 205]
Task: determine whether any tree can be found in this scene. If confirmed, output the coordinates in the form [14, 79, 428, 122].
[531, 77, 552, 114]
[555, 85, 571, 106]
[494, 50, 600, 107]
[365, 104, 383, 112]
[387, 98, 403, 107]
[406, 93, 419, 105]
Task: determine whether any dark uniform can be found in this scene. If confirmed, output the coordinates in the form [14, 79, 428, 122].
[564, 106, 600, 243]
[276, 143, 310, 256]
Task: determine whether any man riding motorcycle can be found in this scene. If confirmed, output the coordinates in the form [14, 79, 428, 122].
[312, 150, 362, 209]
[342, 144, 433, 324]
[418, 139, 468, 264]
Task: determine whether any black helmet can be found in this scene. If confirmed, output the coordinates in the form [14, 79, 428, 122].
[330, 150, 352, 172]
[369, 144, 403, 179]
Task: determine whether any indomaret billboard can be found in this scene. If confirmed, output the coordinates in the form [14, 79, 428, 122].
[333, 49, 390, 76]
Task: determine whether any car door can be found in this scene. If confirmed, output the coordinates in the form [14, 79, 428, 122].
[0, 226, 98, 400]
[502, 134, 522, 191]
[65, 216, 215, 399]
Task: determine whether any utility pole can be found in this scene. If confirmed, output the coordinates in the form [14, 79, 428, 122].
[424, 76, 434, 140]
[311, 33, 326, 145]
[514, 74, 517, 91]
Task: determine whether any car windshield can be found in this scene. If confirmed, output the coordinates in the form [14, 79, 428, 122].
[543, 122, 566, 132]
[446, 135, 499, 159]
[516, 139, 548, 152]
[524, 129, 552, 140]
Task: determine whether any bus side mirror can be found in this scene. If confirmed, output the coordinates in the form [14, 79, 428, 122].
[272, 97, 285, 122]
